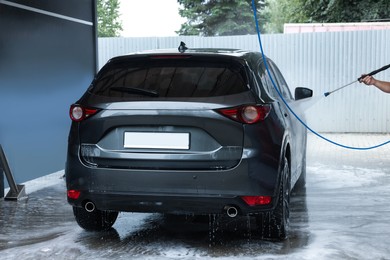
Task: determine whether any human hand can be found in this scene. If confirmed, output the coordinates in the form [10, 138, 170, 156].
[360, 75, 376, 86]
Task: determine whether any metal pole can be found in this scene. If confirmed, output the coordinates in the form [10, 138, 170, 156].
[0, 145, 19, 193]
[0, 144, 27, 200]
[0, 163, 3, 198]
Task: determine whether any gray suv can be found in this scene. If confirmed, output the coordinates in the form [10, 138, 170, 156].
[66, 48, 312, 240]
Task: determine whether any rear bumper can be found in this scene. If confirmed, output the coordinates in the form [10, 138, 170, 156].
[66, 160, 279, 215]
[67, 191, 275, 215]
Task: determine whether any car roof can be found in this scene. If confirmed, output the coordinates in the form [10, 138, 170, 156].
[137, 48, 250, 56]
[108, 48, 264, 63]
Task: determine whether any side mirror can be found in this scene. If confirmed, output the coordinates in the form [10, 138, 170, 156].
[295, 87, 313, 100]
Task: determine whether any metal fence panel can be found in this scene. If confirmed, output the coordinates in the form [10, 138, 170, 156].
[98, 31, 390, 133]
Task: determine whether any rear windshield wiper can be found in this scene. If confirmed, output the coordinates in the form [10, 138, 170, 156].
[110, 87, 159, 97]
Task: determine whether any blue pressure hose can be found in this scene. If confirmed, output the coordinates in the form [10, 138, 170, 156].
[250, 0, 390, 150]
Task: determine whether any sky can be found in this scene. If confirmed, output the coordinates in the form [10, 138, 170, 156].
[119, 0, 186, 37]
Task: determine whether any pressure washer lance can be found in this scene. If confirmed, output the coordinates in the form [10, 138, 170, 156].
[324, 64, 390, 97]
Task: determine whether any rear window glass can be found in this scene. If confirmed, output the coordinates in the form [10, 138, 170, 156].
[88, 57, 249, 99]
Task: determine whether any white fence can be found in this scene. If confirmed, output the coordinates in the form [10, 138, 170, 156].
[98, 30, 390, 133]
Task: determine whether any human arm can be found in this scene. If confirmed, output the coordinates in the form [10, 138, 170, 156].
[360, 75, 390, 93]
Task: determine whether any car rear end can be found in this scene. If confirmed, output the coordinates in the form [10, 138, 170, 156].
[66, 50, 284, 217]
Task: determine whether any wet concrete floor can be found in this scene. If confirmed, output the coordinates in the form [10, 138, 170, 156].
[1, 133, 390, 259]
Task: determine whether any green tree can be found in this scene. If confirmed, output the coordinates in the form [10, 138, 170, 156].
[177, 0, 266, 36]
[304, 0, 390, 23]
[263, 0, 307, 33]
[97, 0, 123, 37]
[265, 0, 390, 33]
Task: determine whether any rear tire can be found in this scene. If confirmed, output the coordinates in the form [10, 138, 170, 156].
[256, 157, 290, 240]
[73, 206, 118, 231]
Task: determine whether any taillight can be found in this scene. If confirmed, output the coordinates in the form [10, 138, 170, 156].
[69, 104, 99, 122]
[241, 196, 272, 206]
[217, 105, 271, 124]
[67, 190, 81, 200]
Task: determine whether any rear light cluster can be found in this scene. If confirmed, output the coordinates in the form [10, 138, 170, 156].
[69, 104, 99, 122]
[217, 105, 271, 124]
[67, 189, 81, 200]
[241, 196, 272, 206]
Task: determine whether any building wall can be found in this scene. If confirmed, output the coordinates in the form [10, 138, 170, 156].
[0, 0, 97, 185]
[98, 30, 390, 133]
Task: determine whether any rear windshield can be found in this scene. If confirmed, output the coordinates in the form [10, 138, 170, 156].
[88, 56, 250, 100]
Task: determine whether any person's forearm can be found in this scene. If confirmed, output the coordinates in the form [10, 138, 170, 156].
[373, 79, 390, 93]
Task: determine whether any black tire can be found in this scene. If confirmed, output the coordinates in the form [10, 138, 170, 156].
[256, 157, 290, 241]
[73, 206, 119, 231]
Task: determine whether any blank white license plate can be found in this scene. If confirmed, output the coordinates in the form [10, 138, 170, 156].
[124, 132, 190, 150]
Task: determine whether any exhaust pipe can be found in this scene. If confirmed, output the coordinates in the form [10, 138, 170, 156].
[84, 201, 96, 213]
[224, 205, 238, 218]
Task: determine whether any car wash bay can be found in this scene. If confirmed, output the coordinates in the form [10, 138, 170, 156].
[1, 1, 390, 259]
